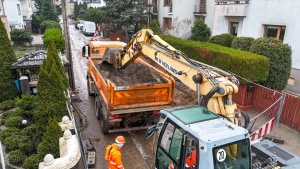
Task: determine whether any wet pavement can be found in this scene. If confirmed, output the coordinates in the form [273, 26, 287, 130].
[69, 26, 153, 169]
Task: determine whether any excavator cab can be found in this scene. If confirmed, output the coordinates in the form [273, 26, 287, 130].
[146, 106, 252, 169]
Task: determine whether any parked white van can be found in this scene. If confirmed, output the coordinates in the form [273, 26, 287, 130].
[82, 21, 96, 36]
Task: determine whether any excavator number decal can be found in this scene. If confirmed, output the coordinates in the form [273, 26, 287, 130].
[155, 56, 179, 75]
[216, 149, 226, 162]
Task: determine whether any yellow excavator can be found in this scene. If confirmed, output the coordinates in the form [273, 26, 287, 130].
[101, 29, 299, 169]
[109, 29, 249, 127]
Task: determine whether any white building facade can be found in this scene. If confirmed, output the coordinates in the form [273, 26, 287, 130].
[213, 0, 300, 93]
[3, 0, 25, 30]
[157, 0, 300, 94]
[157, 0, 213, 39]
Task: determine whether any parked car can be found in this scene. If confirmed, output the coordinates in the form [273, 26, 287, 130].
[82, 21, 96, 36]
[75, 20, 84, 30]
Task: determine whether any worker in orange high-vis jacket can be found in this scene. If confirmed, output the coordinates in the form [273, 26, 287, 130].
[105, 136, 126, 169]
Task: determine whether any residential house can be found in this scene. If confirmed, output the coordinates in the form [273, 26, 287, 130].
[213, 0, 300, 94]
[20, 0, 33, 32]
[3, 0, 25, 30]
[156, 0, 300, 94]
[157, 0, 213, 39]
[3, 0, 33, 33]
[0, 0, 10, 39]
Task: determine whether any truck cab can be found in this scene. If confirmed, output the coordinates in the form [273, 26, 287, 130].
[147, 106, 251, 169]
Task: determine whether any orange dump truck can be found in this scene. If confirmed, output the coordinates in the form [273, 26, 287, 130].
[82, 41, 175, 133]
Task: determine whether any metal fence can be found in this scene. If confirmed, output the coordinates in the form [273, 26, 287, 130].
[232, 74, 285, 141]
[66, 101, 89, 169]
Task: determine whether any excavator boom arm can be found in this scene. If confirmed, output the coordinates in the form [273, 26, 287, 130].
[116, 29, 243, 124]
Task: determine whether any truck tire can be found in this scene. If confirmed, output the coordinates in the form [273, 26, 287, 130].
[100, 107, 109, 134]
[87, 78, 94, 96]
[95, 97, 100, 120]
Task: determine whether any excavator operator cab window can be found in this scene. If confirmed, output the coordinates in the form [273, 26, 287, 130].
[212, 139, 251, 169]
[156, 119, 184, 169]
[184, 135, 198, 169]
[155, 118, 200, 169]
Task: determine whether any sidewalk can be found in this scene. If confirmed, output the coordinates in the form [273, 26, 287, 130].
[247, 110, 300, 156]
[31, 34, 43, 45]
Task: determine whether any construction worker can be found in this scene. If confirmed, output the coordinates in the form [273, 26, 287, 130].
[97, 25, 101, 36]
[105, 135, 126, 169]
[185, 149, 197, 168]
[168, 149, 197, 169]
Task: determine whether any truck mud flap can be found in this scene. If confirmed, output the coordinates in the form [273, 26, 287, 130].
[108, 126, 150, 133]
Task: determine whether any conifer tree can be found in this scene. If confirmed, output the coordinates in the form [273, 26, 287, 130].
[48, 42, 68, 88]
[0, 19, 18, 102]
[37, 118, 62, 158]
[35, 44, 67, 138]
[40, 0, 59, 22]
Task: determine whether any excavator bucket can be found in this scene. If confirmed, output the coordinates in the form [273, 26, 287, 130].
[101, 47, 121, 66]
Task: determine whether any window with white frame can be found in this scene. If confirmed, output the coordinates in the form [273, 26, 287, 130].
[263, 25, 286, 41]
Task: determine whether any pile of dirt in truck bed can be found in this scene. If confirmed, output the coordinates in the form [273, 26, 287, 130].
[97, 61, 168, 86]
[140, 56, 198, 106]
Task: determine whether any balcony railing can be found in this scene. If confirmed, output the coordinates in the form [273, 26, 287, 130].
[215, 0, 249, 4]
[194, 4, 207, 14]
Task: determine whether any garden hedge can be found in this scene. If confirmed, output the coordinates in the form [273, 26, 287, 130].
[231, 37, 255, 51]
[208, 33, 235, 47]
[250, 37, 292, 91]
[160, 35, 269, 83]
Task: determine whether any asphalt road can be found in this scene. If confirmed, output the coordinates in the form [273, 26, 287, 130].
[69, 26, 154, 169]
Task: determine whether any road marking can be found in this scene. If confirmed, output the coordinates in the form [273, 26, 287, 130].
[129, 131, 151, 169]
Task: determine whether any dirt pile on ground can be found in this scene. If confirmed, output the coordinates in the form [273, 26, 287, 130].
[97, 61, 168, 86]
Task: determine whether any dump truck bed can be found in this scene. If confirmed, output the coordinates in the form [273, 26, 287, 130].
[88, 57, 175, 114]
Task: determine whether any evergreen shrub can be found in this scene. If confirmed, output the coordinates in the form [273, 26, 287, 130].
[4, 135, 30, 151]
[8, 150, 27, 165]
[5, 116, 23, 128]
[208, 33, 235, 47]
[43, 28, 65, 52]
[160, 35, 269, 83]
[10, 29, 33, 46]
[0, 127, 20, 141]
[190, 19, 211, 42]
[149, 19, 161, 35]
[231, 37, 255, 51]
[23, 154, 43, 169]
[0, 100, 15, 111]
[37, 118, 62, 158]
[1, 108, 22, 120]
[250, 37, 292, 90]
[15, 94, 36, 111]
[40, 20, 61, 33]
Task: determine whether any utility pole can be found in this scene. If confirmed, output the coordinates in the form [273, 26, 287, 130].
[61, 0, 76, 91]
